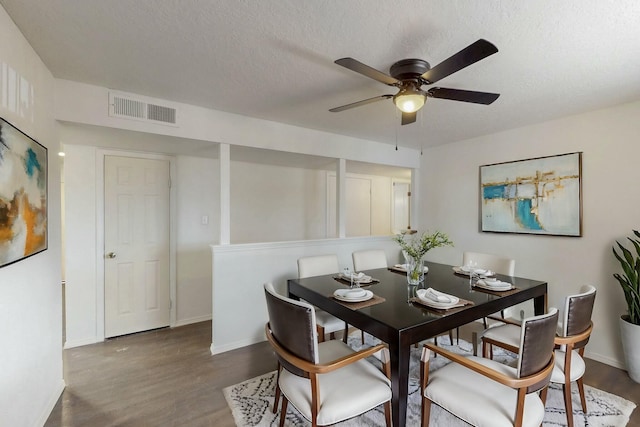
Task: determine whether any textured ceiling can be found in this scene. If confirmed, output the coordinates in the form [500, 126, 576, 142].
[2, 0, 640, 149]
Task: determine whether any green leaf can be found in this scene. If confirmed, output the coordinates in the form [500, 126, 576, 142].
[613, 232, 640, 325]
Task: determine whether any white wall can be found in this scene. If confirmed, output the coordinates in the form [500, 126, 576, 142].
[63, 144, 98, 347]
[0, 5, 63, 426]
[420, 100, 640, 368]
[55, 79, 421, 169]
[61, 125, 221, 345]
[231, 161, 328, 243]
[175, 156, 218, 325]
[210, 236, 404, 354]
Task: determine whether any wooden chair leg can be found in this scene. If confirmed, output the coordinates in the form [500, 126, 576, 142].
[540, 386, 549, 405]
[577, 377, 587, 413]
[279, 395, 288, 427]
[329, 332, 336, 340]
[361, 329, 365, 345]
[482, 340, 490, 358]
[421, 395, 432, 427]
[317, 325, 325, 343]
[562, 383, 574, 427]
[448, 329, 454, 345]
[383, 400, 392, 427]
[272, 364, 282, 413]
[342, 323, 348, 343]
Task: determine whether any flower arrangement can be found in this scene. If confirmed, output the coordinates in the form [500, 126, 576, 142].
[393, 231, 453, 284]
[393, 230, 454, 260]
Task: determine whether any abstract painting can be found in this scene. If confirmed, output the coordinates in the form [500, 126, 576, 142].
[0, 117, 47, 267]
[480, 152, 582, 236]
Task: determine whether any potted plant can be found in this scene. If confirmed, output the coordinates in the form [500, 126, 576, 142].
[612, 230, 640, 383]
[394, 231, 453, 285]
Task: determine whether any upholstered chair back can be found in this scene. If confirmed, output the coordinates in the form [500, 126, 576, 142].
[517, 308, 559, 393]
[264, 283, 318, 376]
[562, 285, 596, 349]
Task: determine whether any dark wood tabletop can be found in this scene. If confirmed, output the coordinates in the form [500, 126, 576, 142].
[287, 261, 548, 427]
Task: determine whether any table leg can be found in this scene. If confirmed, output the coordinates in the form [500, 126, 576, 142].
[389, 337, 410, 427]
[533, 292, 546, 315]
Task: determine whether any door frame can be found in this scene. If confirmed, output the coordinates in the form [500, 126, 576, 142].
[95, 149, 177, 341]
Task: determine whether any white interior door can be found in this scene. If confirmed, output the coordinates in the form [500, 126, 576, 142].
[392, 181, 410, 234]
[104, 156, 171, 338]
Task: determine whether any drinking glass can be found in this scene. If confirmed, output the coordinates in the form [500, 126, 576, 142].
[465, 260, 478, 286]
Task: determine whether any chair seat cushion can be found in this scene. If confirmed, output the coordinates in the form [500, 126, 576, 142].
[482, 323, 521, 349]
[279, 340, 391, 426]
[551, 350, 585, 383]
[425, 356, 545, 427]
[314, 310, 345, 333]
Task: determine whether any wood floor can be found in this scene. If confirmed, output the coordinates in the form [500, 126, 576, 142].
[45, 321, 639, 427]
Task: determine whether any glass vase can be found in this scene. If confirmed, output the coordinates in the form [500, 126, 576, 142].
[406, 254, 425, 285]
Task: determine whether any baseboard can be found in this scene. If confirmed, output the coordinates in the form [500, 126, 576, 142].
[64, 337, 100, 349]
[585, 350, 625, 370]
[210, 336, 265, 355]
[174, 314, 212, 327]
[36, 379, 65, 426]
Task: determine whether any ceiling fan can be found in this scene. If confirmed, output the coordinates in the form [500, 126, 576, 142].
[329, 39, 500, 125]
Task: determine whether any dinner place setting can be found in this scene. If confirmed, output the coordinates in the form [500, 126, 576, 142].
[409, 287, 473, 311]
[333, 269, 379, 286]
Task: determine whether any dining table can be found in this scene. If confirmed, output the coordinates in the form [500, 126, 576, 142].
[287, 261, 547, 427]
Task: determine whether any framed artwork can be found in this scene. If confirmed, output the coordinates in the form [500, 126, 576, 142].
[0, 117, 48, 268]
[480, 152, 582, 236]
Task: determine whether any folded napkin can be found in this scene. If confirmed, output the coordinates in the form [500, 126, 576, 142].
[419, 287, 456, 303]
[341, 271, 366, 280]
[476, 279, 512, 290]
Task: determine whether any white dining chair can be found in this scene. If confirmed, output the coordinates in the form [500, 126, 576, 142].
[482, 285, 596, 427]
[458, 251, 516, 353]
[264, 283, 392, 426]
[297, 255, 348, 343]
[420, 308, 559, 427]
[352, 249, 387, 271]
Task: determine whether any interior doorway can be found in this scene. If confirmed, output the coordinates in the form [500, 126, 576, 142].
[103, 155, 171, 338]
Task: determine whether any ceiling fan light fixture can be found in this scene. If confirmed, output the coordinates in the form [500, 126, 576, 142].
[393, 87, 426, 113]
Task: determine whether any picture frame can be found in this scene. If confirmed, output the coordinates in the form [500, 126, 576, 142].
[0, 117, 48, 268]
[480, 152, 582, 236]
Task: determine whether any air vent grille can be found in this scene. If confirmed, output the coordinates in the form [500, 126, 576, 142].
[113, 96, 146, 119]
[109, 92, 178, 126]
[147, 103, 176, 124]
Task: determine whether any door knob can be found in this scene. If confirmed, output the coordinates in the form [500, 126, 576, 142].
[106, 252, 117, 259]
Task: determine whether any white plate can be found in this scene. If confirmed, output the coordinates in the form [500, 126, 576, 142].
[475, 279, 513, 291]
[452, 266, 495, 277]
[415, 289, 460, 308]
[333, 289, 374, 302]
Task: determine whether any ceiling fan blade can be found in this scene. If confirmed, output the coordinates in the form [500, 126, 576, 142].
[401, 111, 417, 125]
[420, 39, 498, 84]
[335, 58, 399, 86]
[329, 94, 393, 112]
[428, 87, 500, 105]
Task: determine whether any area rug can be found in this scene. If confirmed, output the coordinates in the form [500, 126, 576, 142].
[224, 337, 636, 426]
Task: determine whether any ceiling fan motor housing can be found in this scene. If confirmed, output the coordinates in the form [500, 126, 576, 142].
[389, 58, 431, 81]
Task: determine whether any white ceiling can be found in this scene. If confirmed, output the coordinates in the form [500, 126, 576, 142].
[2, 1, 640, 149]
